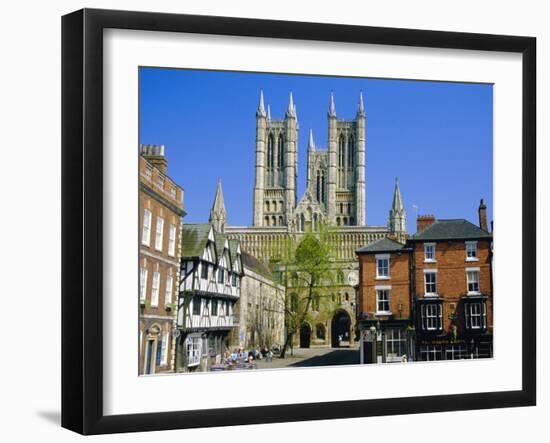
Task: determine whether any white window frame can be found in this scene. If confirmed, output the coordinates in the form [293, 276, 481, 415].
[142, 209, 152, 246]
[375, 285, 392, 314]
[466, 302, 487, 329]
[423, 269, 438, 297]
[139, 267, 148, 302]
[424, 242, 436, 262]
[151, 271, 160, 307]
[186, 336, 202, 367]
[375, 254, 390, 279]
[164, 275, 173, 305]
[168, 224, 177, 256]
[466, 267, 481, 295]
[422, 303, 442, 331]
[445, 344, 468, 360]
[155, 216, 164, 251]
[419, 345, 443, 361]
[466, 240, 479, 262]
[160, 331, 169, 366]
[385, 328, 407, 362]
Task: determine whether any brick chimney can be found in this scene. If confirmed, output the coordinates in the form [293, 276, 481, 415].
[417, 214, 436, 233]
[140, 144, 167, 174]
[478, 198, 488, 232]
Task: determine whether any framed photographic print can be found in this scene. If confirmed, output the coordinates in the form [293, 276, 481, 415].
[61, 8, 536, 435]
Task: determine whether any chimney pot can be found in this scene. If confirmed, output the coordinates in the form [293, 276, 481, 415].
[417, 214, 436, 233]
[478, 198, 488, 231]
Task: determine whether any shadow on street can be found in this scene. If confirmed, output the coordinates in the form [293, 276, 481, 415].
[289, 348, 360, 367]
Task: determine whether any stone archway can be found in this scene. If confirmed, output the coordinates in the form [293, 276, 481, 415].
[331, 310, 351, 348]
[299, 323, 311, 348]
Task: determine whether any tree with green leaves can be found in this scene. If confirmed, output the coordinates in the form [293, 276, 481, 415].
[272, 224, 341, 358]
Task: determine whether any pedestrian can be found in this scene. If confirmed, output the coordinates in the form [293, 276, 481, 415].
[266, 349, 273, 363]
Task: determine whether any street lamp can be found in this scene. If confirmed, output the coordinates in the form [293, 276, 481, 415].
[369, 324, 377, 364]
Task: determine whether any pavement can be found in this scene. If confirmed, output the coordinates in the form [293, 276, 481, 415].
[253, 346, 360, 370]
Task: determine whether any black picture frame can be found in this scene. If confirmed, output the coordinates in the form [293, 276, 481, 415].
[61, 8, 536, 435]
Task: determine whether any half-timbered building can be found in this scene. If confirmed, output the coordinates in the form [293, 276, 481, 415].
[175, 223, 243, 372]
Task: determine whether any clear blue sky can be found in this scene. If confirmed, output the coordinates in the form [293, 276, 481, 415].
[139, 67, 493, 232]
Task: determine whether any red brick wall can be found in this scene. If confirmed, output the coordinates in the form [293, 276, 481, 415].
[358, 251, 411, 320]
[138, 156, 184, 374]
[413, 240, 493, 334]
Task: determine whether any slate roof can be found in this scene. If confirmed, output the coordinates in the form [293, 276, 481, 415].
[228, 239, 240, 262]
[241, 251, 273, 279]
[214, 231, 228, 260]
[412, 219, 492, 241]
[180, 223, 212, 259]
[356, 237, 407, 254]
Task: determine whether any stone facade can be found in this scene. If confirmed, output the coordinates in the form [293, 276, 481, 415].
[253, 91, 367, 230]
[220, 92, 409, 348]
[234, 252, 286, 350]
[139, 144, 185, 374]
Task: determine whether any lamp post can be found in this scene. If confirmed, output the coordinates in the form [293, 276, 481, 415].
[369, 324, 377, 364]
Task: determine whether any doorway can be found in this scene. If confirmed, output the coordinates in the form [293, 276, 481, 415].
[299, 323, 311, 348]
[331, 310, 351, 348]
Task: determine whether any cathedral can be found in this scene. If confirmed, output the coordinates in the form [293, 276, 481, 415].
[211, 90, 408, 348]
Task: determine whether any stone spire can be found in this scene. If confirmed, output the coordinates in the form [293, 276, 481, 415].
[267, 104, 271, 120]
[286, 91, 296, 118]
[257, 89, 266, 117]
[389, 177, 406, 235]
[392, 177, 404, 212]
[210, 178, 227, 233]
[308, 128, 315, 151]
[358, 90, 365, 116]
[328, 91, 336, 117]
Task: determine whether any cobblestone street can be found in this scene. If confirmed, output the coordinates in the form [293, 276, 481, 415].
[253, 346, 360, 370]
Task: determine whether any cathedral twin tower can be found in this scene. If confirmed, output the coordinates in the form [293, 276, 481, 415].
[253, 90, 367, 232]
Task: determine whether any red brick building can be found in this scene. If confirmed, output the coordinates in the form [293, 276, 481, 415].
[356, 200, 493, 363]
[356, 237, 414, 363]
[139, 144, 185, 374]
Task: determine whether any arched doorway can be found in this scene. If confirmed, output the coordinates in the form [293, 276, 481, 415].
[299, 323, 311, 348]
[331, 310, 351, 348]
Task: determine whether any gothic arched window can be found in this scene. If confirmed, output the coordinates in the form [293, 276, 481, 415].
[272, 216, 277, 226]
[348, 135, 355, 168]
[338, 134, 345, 167]
[316, 171, 321, 202]
[321, 174, 326, 204]
[265, 216, 270, 226]
[266, 201, 270, 212]
[267, 133, 275, 187]
[279, 215, 283, 225]
[267, 134, 274, 169]
[338, 134, 346, 188]
[277, 134, 284, 169]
